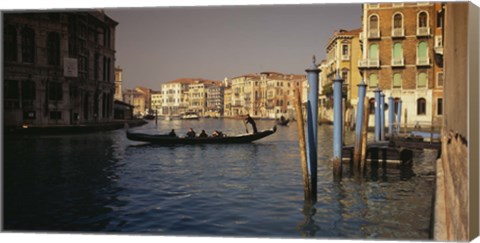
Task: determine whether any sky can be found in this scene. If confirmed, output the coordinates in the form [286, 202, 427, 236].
[104, 3, 362, 90]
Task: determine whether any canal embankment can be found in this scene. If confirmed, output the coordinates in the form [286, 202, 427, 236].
[4, 119, 147, 136]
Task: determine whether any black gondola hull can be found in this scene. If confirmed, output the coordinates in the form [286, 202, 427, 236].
[126, 127, 276, 144]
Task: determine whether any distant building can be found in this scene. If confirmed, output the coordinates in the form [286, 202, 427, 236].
[114, 66, 123, 101]
[206, 83, 225, 117]
[150, 91, 162, 115]
[123, 86, 152, 117]
[359, 2, 444, 128]
[225, 72, 306, 119]
[187, 80, 222, 116]
[3, 11, 118, 127]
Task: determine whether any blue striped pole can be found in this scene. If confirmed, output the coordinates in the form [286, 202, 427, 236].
[305, 56, 320, 201]
[388, 95, 394, 139]
[374, 88, 381, 142]
[380, 92, 385, 141]
[333, 73, 344, 179]
[396, 99, 402, 134]
[353, 79, 367, 167]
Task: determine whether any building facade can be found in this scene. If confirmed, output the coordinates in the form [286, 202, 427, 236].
[359, 2, 444, 128]
[114, 66, 123, 101]
[123, 86, 151, 117]
[150, 91, 162, 115]
[4, 11, 118, 127]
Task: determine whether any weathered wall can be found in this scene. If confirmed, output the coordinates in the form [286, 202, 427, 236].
[435, 2, 479, 241]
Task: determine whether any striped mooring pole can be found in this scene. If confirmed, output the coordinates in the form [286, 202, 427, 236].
[305, 56, 320, 202]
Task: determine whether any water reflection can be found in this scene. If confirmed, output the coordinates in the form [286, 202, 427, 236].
[297, 201, 319, 237]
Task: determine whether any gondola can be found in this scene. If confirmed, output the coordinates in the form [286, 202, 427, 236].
[126, 126, 277, 144]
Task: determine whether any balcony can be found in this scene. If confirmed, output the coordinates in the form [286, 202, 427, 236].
[416, 56, 430, 66]
[358, 58, 380, 68]
[434, 46, 444, 55]
[391, 28, 405, 38]
[391, 58, 404, 67]
[416, 27, 431, 37]
[368, 29, 380, 39]
[341, 54, 350, 61]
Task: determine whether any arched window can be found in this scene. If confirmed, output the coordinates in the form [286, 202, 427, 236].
[393, 73, 402, 89]
[394, 97, 401, 114]
[393, 13, 402, 29]
[5, 25, 17, 62]
[21, 27, 35, 63]
[370, 15, 379, 30]
[417, 98, 426, 115]
[369, 98, 376, 114]
[368, 73, 378, 88]
[418, 11, 428, 27]
[418, 72, 427, 88]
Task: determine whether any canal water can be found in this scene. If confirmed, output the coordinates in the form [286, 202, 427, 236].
[3, 119, 437, 239]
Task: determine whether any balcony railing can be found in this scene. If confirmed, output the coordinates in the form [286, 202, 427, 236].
[358, 58, 380, 68]
[392, 28, 405, 38]
[368, 29, 380, 39]
[416, 27, 431, 36]
[391, 58, 404, 67]
[341, 54, 350, 61]
[416, 56, 430, 66]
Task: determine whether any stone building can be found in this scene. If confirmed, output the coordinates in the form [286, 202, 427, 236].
[322, 28, 363, 106]
[187, 79, 222, 117]
[225, 72, 306, 119]
[206, 83, 225, 117]
[3, 11, 118, 127]
[114, 66, 123, 101]
[359, 2, 444, 129]
[123, 86, 151, 117]
[150, 90, 162, 115]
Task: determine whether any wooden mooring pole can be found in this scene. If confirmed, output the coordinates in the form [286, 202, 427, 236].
[360, 97, 370, 175]
[294, 87, 311, 202]
[404, 108, 408, 134]
[332, 74, 344, 180]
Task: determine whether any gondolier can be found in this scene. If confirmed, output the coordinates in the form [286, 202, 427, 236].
[245, 114, 258, 134]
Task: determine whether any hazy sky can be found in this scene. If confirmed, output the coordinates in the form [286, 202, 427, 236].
[106, 4, 362, 90]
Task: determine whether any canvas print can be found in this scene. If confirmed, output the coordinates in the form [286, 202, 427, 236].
[2, 2, 479, 241]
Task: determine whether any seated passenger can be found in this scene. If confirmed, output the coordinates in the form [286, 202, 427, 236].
[168, 129, 176, 137]
[186, 128, 196, 138]
[199, 130, 208, 137]
[212, 130, 223, 137]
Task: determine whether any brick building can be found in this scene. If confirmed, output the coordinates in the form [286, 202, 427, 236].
[3, 11, 118, 127]
[359, 2, 444, 128]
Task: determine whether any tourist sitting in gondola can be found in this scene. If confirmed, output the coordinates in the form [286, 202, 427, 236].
[199, 130, 208, 138]
[168, 129, 177, 137]
[186, 128, 196, 138]
[212, 130, 223, 137]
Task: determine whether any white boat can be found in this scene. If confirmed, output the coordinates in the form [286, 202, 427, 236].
[181, 112, 200, 120]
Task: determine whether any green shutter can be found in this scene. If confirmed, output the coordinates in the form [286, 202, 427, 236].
[369, 74, 378, 87]
[369, 44, 378, 59]
[418, 42, 427, 58]
[418, 72, 427, 87]
[393, 73, 402, 88]
[393, 43, 402, 59]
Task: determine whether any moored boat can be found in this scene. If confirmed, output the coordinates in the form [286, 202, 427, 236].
[181, 112, 200, 120]
[126, 126, 277, 144]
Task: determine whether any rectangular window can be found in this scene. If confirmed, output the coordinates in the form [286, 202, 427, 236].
[21, 28, 35, 63]
[48, 82, 63, 101]
[437, 72, 444, 87]
[22, 80, 36, 100]
[437, 98, 443, 115]
[5, 80, 20, 99]
[5, 25, 17, 62]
